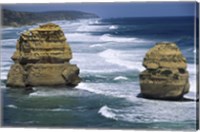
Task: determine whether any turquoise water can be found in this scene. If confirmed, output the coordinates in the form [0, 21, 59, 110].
[1, 17, 197, 130]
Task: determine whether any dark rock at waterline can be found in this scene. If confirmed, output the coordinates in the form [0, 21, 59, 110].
[139, 42, 190, 100]
[137, 93, 195, 102]
[6, 23, 81, 88]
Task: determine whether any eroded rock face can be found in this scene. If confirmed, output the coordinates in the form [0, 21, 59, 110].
[7, 23, 81, 87]
[139, 42, 189, 100]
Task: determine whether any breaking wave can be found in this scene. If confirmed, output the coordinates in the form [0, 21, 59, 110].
[99, 49, 145, 71]
[109, 25, 118, 30]
[99, 34, 137, 42]
[6, 104, 70, 112]
[89, 44, 103, 48]
[65, 33, 145, 43]
[7, 104, 18, 109]
[98, 105, 118, 120]
[114, 76, 128, 81]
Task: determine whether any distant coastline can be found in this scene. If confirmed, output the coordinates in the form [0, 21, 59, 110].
[2, 9, 99, 27]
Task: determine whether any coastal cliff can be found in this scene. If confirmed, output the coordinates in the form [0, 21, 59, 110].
[139, 42, 190, 100]
[6, 23, 81, 87]
[2, 9, 99, 27]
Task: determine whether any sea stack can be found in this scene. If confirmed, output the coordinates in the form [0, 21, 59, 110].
[7, 23, 81, 87]
[139, 42, 190, 100]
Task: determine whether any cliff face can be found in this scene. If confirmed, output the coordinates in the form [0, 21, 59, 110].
[139, 42, 189, 100]
[7, 23, 81, 87]
[2, 9, 99, 27]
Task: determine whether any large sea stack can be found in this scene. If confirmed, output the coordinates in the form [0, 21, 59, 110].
[139, 42, 190, 100]
[7, 23, 81, 87]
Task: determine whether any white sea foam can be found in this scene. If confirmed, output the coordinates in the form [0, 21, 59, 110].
[7, 104, 18, 109]
[98, 105, 118, 120]
[29, 87, 90, 97]
[114, 76, 128, 81]
[2, 61, 13, 67]
[88, 19, 100, 24]
[100, 34, 136, 43]
[184, 63, 197, 99]
[98, 100, 196, 123]
[99, 49, 145, 71]
[1, 72, 8, 80]
[2, 27, 15, 30]
[51, 108, 71, 112]
[29, 90, 68, 97]
[76, 83, 104, 95]
[109, 25, 118, 30]
[76, 25, 109, 32]
[66, 32, 144, 43]
[25, 108, 70, 112]
[52, 18, 101, 33]
[72, 53, 128, 74]
[76, 82, 137, 99]
[66, 33, 99, 42]
[77, 81, 196, 123]
[1, 39, 17, 43]
[89, 44, 103, 48]
[1, 66, 11, 71]
[8, 106, 71, 112]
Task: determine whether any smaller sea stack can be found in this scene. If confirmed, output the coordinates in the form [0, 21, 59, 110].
[139, 42, 190, 100]
[7, 23, 81, 88]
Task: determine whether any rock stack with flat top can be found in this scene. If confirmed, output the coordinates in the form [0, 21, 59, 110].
[7, 23, 81, 87]
[139, 42, 190, 100]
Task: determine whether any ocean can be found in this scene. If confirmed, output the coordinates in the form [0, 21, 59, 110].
[1, 17, 197, 130]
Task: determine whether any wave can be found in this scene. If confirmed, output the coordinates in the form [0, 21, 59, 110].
[1, 66, 10, 71]
[1, 72, 8, 80]
[75, 82, 137, 99]
[7, 104, 18, 109]
[29, 89, 69, 97]
[2, 27, 16, 30]
[72, 52, 132, 74]
[50, 108, 71, 112]
[65, 32, 145, 43]
[98, 101, 196, 123]
[26, 108, 70, 112]
[6, 104, 70, 112]
[1, 39, 17, 45]
[98, 49, 145, 71]
[76, 25, 109, 32]
[114, 76, 128, 81]
[29, 87, 90, 97]
[184, 63, 197, 99]
[109, 25, 118, 30]
[75, 83, 104, 95]
[51, 18, 102, 33]
[66, 33, 99, 42]
[98, 105, 118, 120]
[99, 34, 137, 43]
[88, 19, 101, 25]
[89, 44, 103, 48]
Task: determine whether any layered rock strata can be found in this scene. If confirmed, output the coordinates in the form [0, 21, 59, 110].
[139, 42, 190, 100]
[7, 23, 81, 87]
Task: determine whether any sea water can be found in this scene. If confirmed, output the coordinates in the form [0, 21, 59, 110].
[1, 17, 197, 130]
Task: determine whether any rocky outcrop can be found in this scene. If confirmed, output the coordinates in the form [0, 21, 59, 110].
[3, 9, 99, 27]
[7, 23, 81, 87]
[139, 42, 190, 100]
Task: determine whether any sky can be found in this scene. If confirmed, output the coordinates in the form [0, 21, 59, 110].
[2, 2, 196, 18]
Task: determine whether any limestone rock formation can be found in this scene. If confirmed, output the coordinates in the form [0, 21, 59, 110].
[7, 23, 81, 87]
[139, 42, 190, 100]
